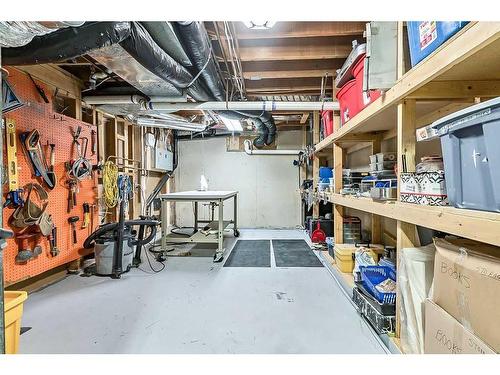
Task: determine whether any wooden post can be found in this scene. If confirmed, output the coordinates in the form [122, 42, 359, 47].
[312, 111, 320, 218]
[395, 98, 419, 340]
[371, 135, 382, 244]
[333, 114, 344, 243]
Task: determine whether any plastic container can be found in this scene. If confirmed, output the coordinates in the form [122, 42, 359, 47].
[334, 243, 384, 273]
[369, 154, 378, 164]
[318, 182, 330, 192]
[376, 152, 396, 162]
[407, 21, 468, 67]
[352, 57, 381, 111]
[359, 266, 396, 304]
[321, 110, 333, 137]
[319, 166, 333, 183]
[336, 79, 360, 125]
[4, 290, 28, 354]
[431, 97, 500, 212]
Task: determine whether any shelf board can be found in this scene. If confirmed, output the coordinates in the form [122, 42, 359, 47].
[315, 22, 500, 152]
[328, 193, 500, 247]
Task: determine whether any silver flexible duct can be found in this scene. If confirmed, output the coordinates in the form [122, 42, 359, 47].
[0, 21, 84, 47]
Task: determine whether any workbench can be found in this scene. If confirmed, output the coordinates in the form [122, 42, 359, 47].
[158, 190, 239, 262]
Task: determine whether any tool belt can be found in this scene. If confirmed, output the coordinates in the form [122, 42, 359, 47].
[11, 183, 54, 236]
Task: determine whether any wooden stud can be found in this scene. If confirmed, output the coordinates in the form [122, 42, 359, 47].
[312, 111, 320, 218]
[333, 114, 344, 243]
[371, 137, 382, 244]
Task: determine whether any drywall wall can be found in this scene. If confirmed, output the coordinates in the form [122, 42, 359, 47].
[174, 135, 302, 228]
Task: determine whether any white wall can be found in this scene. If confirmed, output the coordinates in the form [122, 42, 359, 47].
[174, 135, 302, 229]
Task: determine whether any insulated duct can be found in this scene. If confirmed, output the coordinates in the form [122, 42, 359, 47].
[0, 21, 84, 48]
[141, 22, 192, 67]
[119, 22, 212, 102]
[1, 22, 131, 65]
[2, 22, 209, 101]
[173, 21, 277, 147]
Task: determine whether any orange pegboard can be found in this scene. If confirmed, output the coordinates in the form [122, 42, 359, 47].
[3, 68, 98, 284]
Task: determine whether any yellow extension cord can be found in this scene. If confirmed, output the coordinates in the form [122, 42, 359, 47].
[102, 160, 118, 208]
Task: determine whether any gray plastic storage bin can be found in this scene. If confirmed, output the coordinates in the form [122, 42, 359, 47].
[431, 97, 500, 212]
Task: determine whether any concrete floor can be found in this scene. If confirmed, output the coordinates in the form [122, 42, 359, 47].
[19, 229, 387, 354]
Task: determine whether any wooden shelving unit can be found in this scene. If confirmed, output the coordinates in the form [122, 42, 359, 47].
[310, 21, 500, 351]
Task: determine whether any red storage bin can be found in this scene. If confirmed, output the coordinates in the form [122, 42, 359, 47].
[336, 79, 360, 125]
[321, 110, 333, 137]
[352, 57, 381, 110]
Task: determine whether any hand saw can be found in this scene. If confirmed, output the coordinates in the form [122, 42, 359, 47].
[3, 119, 23, 207]
[20, 129, 56, 190]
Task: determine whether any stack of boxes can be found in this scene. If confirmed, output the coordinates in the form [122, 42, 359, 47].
[424, 238, 499, 354]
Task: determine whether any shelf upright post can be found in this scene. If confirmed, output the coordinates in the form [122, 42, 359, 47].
[312, 111, 320, 218]
[396, 98, 420, 340]
[333, 114, 344, 244]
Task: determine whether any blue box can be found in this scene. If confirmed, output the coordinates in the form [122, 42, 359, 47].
[407, 21, 468, 67]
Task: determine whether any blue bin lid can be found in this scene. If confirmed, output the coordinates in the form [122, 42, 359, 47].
[431, 96, 500, 136]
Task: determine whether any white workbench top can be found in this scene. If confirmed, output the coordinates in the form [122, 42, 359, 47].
[158, 190, 238, 200]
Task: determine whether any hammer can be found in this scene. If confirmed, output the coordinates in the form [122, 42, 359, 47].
[68, 216, 79, 244]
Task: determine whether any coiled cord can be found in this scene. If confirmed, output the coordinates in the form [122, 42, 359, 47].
[103, 160, 118, 208]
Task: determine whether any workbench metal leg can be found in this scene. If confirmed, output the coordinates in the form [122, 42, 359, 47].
[233, 194, 239, 237]
[214, 199, 224, 262]
[161, 199, 168, 252]
[194, 201, 198, 233]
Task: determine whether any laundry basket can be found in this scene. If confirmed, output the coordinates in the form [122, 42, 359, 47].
[4, 291, 28, 354]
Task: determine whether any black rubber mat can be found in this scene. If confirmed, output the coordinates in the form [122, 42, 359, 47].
[224, 240, 271, 267]
[272, 239, 323, 267]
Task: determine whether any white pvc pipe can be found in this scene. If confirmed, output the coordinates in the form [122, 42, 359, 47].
[82, 95, 147, 106]
[136, 117, 207, 132]
[83, 96, 339, 111]
[150, 101, 339, 112]
[243, 140, 302, 156]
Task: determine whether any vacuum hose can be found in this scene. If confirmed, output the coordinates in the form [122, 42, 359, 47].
[83, 219, 159, 249]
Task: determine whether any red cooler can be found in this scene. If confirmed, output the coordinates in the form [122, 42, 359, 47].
[352, 57, 381, 110]
[336, 80, 360, 125]
[321, 110, 333, 137]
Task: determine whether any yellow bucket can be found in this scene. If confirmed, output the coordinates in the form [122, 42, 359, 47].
[4, 291, 28, 354]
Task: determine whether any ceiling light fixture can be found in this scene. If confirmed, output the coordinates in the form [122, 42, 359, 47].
[220, 116, 243, 132]
[243, 21, 276, 30]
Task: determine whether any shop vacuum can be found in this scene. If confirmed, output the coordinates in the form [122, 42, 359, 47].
[83, 175, 158, 278]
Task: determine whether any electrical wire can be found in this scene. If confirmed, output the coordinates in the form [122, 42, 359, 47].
[103, 160, 118, 208]
[144, 243, 166, 273]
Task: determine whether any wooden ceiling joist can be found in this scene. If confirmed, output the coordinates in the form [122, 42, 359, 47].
[244, 69, 336, 80]
[238, 37, 353, 62]
[234, 22, 366, 40]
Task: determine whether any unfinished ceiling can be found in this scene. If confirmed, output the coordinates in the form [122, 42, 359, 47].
[207, 21, 366, 101]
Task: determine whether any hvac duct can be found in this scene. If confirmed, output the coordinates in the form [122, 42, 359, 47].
[141, 22, 192, 67]
[173, 21, 278, 148]
[119, 22, 212, 102]
[1, 22, 131, 65]
[0, 21, 84, 48]
[174, 21, 226, 101]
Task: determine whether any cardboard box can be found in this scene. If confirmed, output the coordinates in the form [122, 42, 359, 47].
[424, 299, 495, 354]
[432, 238, 500, 353]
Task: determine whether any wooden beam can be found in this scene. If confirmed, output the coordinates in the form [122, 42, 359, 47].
[300, 113, 309, 124]
[239, 39, 352, 61]
[235, 21, 366, 40]
[13, 64, 83, 99]
[242, 59, 344, 73]
[244, 69, 336, 80]
[408, 80, 500, 99]
[245, 77, 332, 92]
